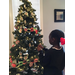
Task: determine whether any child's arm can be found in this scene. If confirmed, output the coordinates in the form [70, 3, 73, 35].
[38, 50, 51, 67]
[37, 46, 50, 67]
[38, 45, 48, 51]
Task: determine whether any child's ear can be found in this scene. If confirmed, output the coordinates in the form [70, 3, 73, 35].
[52, 38, 56, 41]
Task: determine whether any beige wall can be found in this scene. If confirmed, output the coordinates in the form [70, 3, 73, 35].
[41, 0, 65, 48]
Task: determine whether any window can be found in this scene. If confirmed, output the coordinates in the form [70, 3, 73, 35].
[12, 0, 40, 28]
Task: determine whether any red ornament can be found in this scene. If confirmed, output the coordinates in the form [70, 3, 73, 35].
[16, 40, 20, 44]
[29, 62, 34, 67]
[9, 56, 11, 58]
[10, 59, 12, 63]
[34, 58, 38, 63]
[9, 57, 12, 63]
[11, 63, 16, 68]
[35, 30, 38, 34]
[30, 28, 34, 32]
[12, 45, 15, 47]
[24, 28, 27, 31]
[60, 37, 65, 45]
[14, 26, 18, 29]
[39, 34, 41, 36]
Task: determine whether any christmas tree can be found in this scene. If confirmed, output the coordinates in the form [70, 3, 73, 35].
[9, 0, 44, 75]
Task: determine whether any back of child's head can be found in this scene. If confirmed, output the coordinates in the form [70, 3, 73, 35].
[50, 29, 65, 43]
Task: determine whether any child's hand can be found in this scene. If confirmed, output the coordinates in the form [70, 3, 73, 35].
[38, 45, 44, 49]
[37, 45, 42, 51]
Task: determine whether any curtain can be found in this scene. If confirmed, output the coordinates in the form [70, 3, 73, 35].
[9, 0, 14, 50]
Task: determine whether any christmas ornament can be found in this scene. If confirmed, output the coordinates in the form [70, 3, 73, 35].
[34, 58, 38, 63]
[25, 12, 28, 16]
[17, 20, 20, 23]
[14, 26, 18, 29]
[23, 60, 27, 65]
[29, 62, 33, 67]
[24, 5, 26, 9]
[34, 55, 36, 58]
[12, 45, 15, 47]
[35, 30, 38, 34]
[11, 63, 16, 68]
[10, 58, 12, 63]
[23, 53, 28, 55]
[33, 28, 37, 31]
[23, 48, 26, 51]
[31, 12, 35, 16]
[20, 17, 23, 21]
[24, 56, 28, 60]
[24, 20, 26, 24]
[19, 52, 22, 55]
[34, 41, 36, 44]
[29, 22, 32, 25]
[24, 28, 27, 31]
[29, 43, 31, 47]
[60, 37, 65, 45]
[19, 56, 23, 59]
[31, 68, 37, 73]
[19, 29, 22, 33]
[27, 8, 30, 11]
[16, 73, 20, 75]
[30, 28, 34, 32]
[34, 18, 36, 21]
[16, 40, 20, 44]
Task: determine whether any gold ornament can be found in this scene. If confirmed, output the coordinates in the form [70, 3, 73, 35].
[41, 67, 44, 69]
[34, 18, 36, 21]
[16, 73, 20, 75]
[32, 45, 34, 47]
[25, 12, 28, 16]
[34, 55, 36, 58]
[19, 56, 23, 59]
[29, 22, 32, 25]
[27, 8, 30, 11]
[37, 66, 39, 68]
[29, 38, 31, 40]
[9, 71, 11, 73]
[24, 5, 26, 9]
[24, 20, 26, 24]
[19, 29, 22, 33]
[16, 49, 18, 51]
[17, 20, 20, 23]
[22, 47, 23, 50]
[20, 17, 23, 21]
[20, 68, 23, 71]
[23, 48, 26, 51]
[31, 56, 33, 59]
[19, 47, 21, 48]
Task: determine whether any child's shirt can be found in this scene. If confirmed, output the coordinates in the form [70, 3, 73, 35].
[39, 46, 65, 75]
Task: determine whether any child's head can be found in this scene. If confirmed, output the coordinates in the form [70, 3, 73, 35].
[49, 29, 65, 45]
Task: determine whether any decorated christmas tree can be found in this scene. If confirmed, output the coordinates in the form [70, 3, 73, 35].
[9, 0, 44, 75]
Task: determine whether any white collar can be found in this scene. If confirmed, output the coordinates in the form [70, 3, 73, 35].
[52, 46, 62, 50]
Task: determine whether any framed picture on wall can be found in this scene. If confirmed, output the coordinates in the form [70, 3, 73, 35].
[54, 9, 65, 22]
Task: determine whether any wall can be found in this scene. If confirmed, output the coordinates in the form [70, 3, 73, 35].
[42, 0, 65, 48]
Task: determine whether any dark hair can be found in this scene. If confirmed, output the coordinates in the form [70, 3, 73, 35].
[50, 29, 65, 43]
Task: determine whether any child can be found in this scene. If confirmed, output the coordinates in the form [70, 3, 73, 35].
[37, 29, 65, 75]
